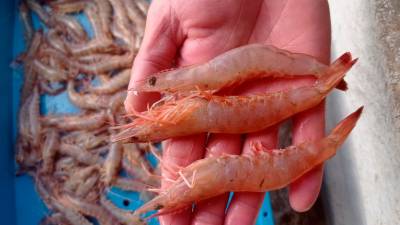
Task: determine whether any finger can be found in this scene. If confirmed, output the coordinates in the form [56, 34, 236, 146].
[289, 101, 325, 212]
[192, 134, 242, 225]
[225, 125, 278, 225]
[125, 0, 184, 113]
[159, 134, 207, 225]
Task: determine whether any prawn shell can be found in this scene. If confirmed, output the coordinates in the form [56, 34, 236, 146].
[132, 44, 347, 93]
[134, 107, 363, 216]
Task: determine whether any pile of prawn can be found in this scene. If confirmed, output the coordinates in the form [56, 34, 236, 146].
[110, 34, 363, 218]
[15, 0, 160, 225]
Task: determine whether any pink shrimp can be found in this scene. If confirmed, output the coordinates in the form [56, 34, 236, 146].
[102, 142, 123, 185]
[133, 107, 363, 217]
[46, 29, 68, 53]
[75, 175, 99, 198]
[112, 177, 153, 192]
[100, 194, 146, 225]
[32, 59, 69, 82]
[84, 1, 111, 40]
[133, 0, 150, 16]
[20, 32, 42, 103]
[95, 0, 113, 40]
[59, 143, 101, 165]
[131, 44, 348, 93]
[41, 129, 59, 174]
[58, 194, 119, 225]
[123, 0, 146, 35]
[41, 111, 108, 131]
[66, 39, 122, 57]
[89, 69, 130, 94]
[19, 1, 34, 44]
[112, 53, 356, 143]
[49, 0, 87, 14]
[67, 80, 126, 110]
[71, 51, 134, 74]
[19, 86, 41, 147]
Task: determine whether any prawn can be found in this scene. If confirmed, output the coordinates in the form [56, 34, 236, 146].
[53, 14, 88, 42]
[66, 40, 122, 56]
[113, 54, 357, 143]
[58, 195, 118, 225]
[111, 22, 134, 47]
[32, 59, 69, 82]
[63, 165, 98, 194]
[20, 32, 42, 103]
[26, 0, 51, 25]
[49, 0, 87, 14]
[89, 69, 130, 94]
[84, 2, 109, 40]
[75, 173, 100, 198]
[54, 157, 77, 178]
[19, 1, 34, 44]
[61, 130, 108, 149]
[71, 51, 134, 74]
[19, 86, 41, 147]
[41, 111, 107, 131]
[109, 0, 134, 47]
[102, 142, 123, 185]
[26, 0, 86, 42]
[46, 29, 68, 53]
[59, 143, 100, 165]
[133, 107, 363, 216]
[100, 194, 146, 225]
[112, 177, 154, 192]
[134, 0, 150, 15]
[67, 80, 125, 110]
[51, 198, 93, 225]
[122, 144, 160, 186]
[94, 0, 113, 39]
[123, 0, 146, 35]
[131, 44, 348, 93]
[41, 129, 59, 174]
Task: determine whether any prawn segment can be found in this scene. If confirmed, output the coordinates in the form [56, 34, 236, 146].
[131, 44, 349, 93]
[113, 56, 357, 143]
[133, 107, 363, 216]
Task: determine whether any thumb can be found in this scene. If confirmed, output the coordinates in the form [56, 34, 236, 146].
[125, 1, 183, 113]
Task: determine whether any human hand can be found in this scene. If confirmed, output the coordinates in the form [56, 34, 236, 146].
[125, 0, 331, 224]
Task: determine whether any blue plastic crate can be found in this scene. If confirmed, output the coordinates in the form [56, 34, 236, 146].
[1, 1, 274, 224]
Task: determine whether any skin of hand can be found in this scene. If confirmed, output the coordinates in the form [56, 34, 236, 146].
[125, 0, 331, 224]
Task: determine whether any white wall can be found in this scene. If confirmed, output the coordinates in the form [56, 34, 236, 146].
[323, 0, 400, 224]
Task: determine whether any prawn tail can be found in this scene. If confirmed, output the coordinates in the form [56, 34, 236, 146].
[331, 52, 352, 91]
[329, 106, 363, 145]
[316, 54, 358, 93]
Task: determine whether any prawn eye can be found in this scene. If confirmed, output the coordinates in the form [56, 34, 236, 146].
[155, 204, 164, 210]
[149, 76, 157, 86]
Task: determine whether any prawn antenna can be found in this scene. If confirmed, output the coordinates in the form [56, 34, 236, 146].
[147, 188, 162, 194]
[148, 143, 183, 174]
[179, 170, 197, 189]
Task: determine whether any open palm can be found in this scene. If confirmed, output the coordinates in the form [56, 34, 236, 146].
[125, 0, 331, 224]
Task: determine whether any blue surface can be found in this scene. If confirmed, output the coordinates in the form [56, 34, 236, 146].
[0, 0, 16, 224]
[5, 0, 274, 224]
